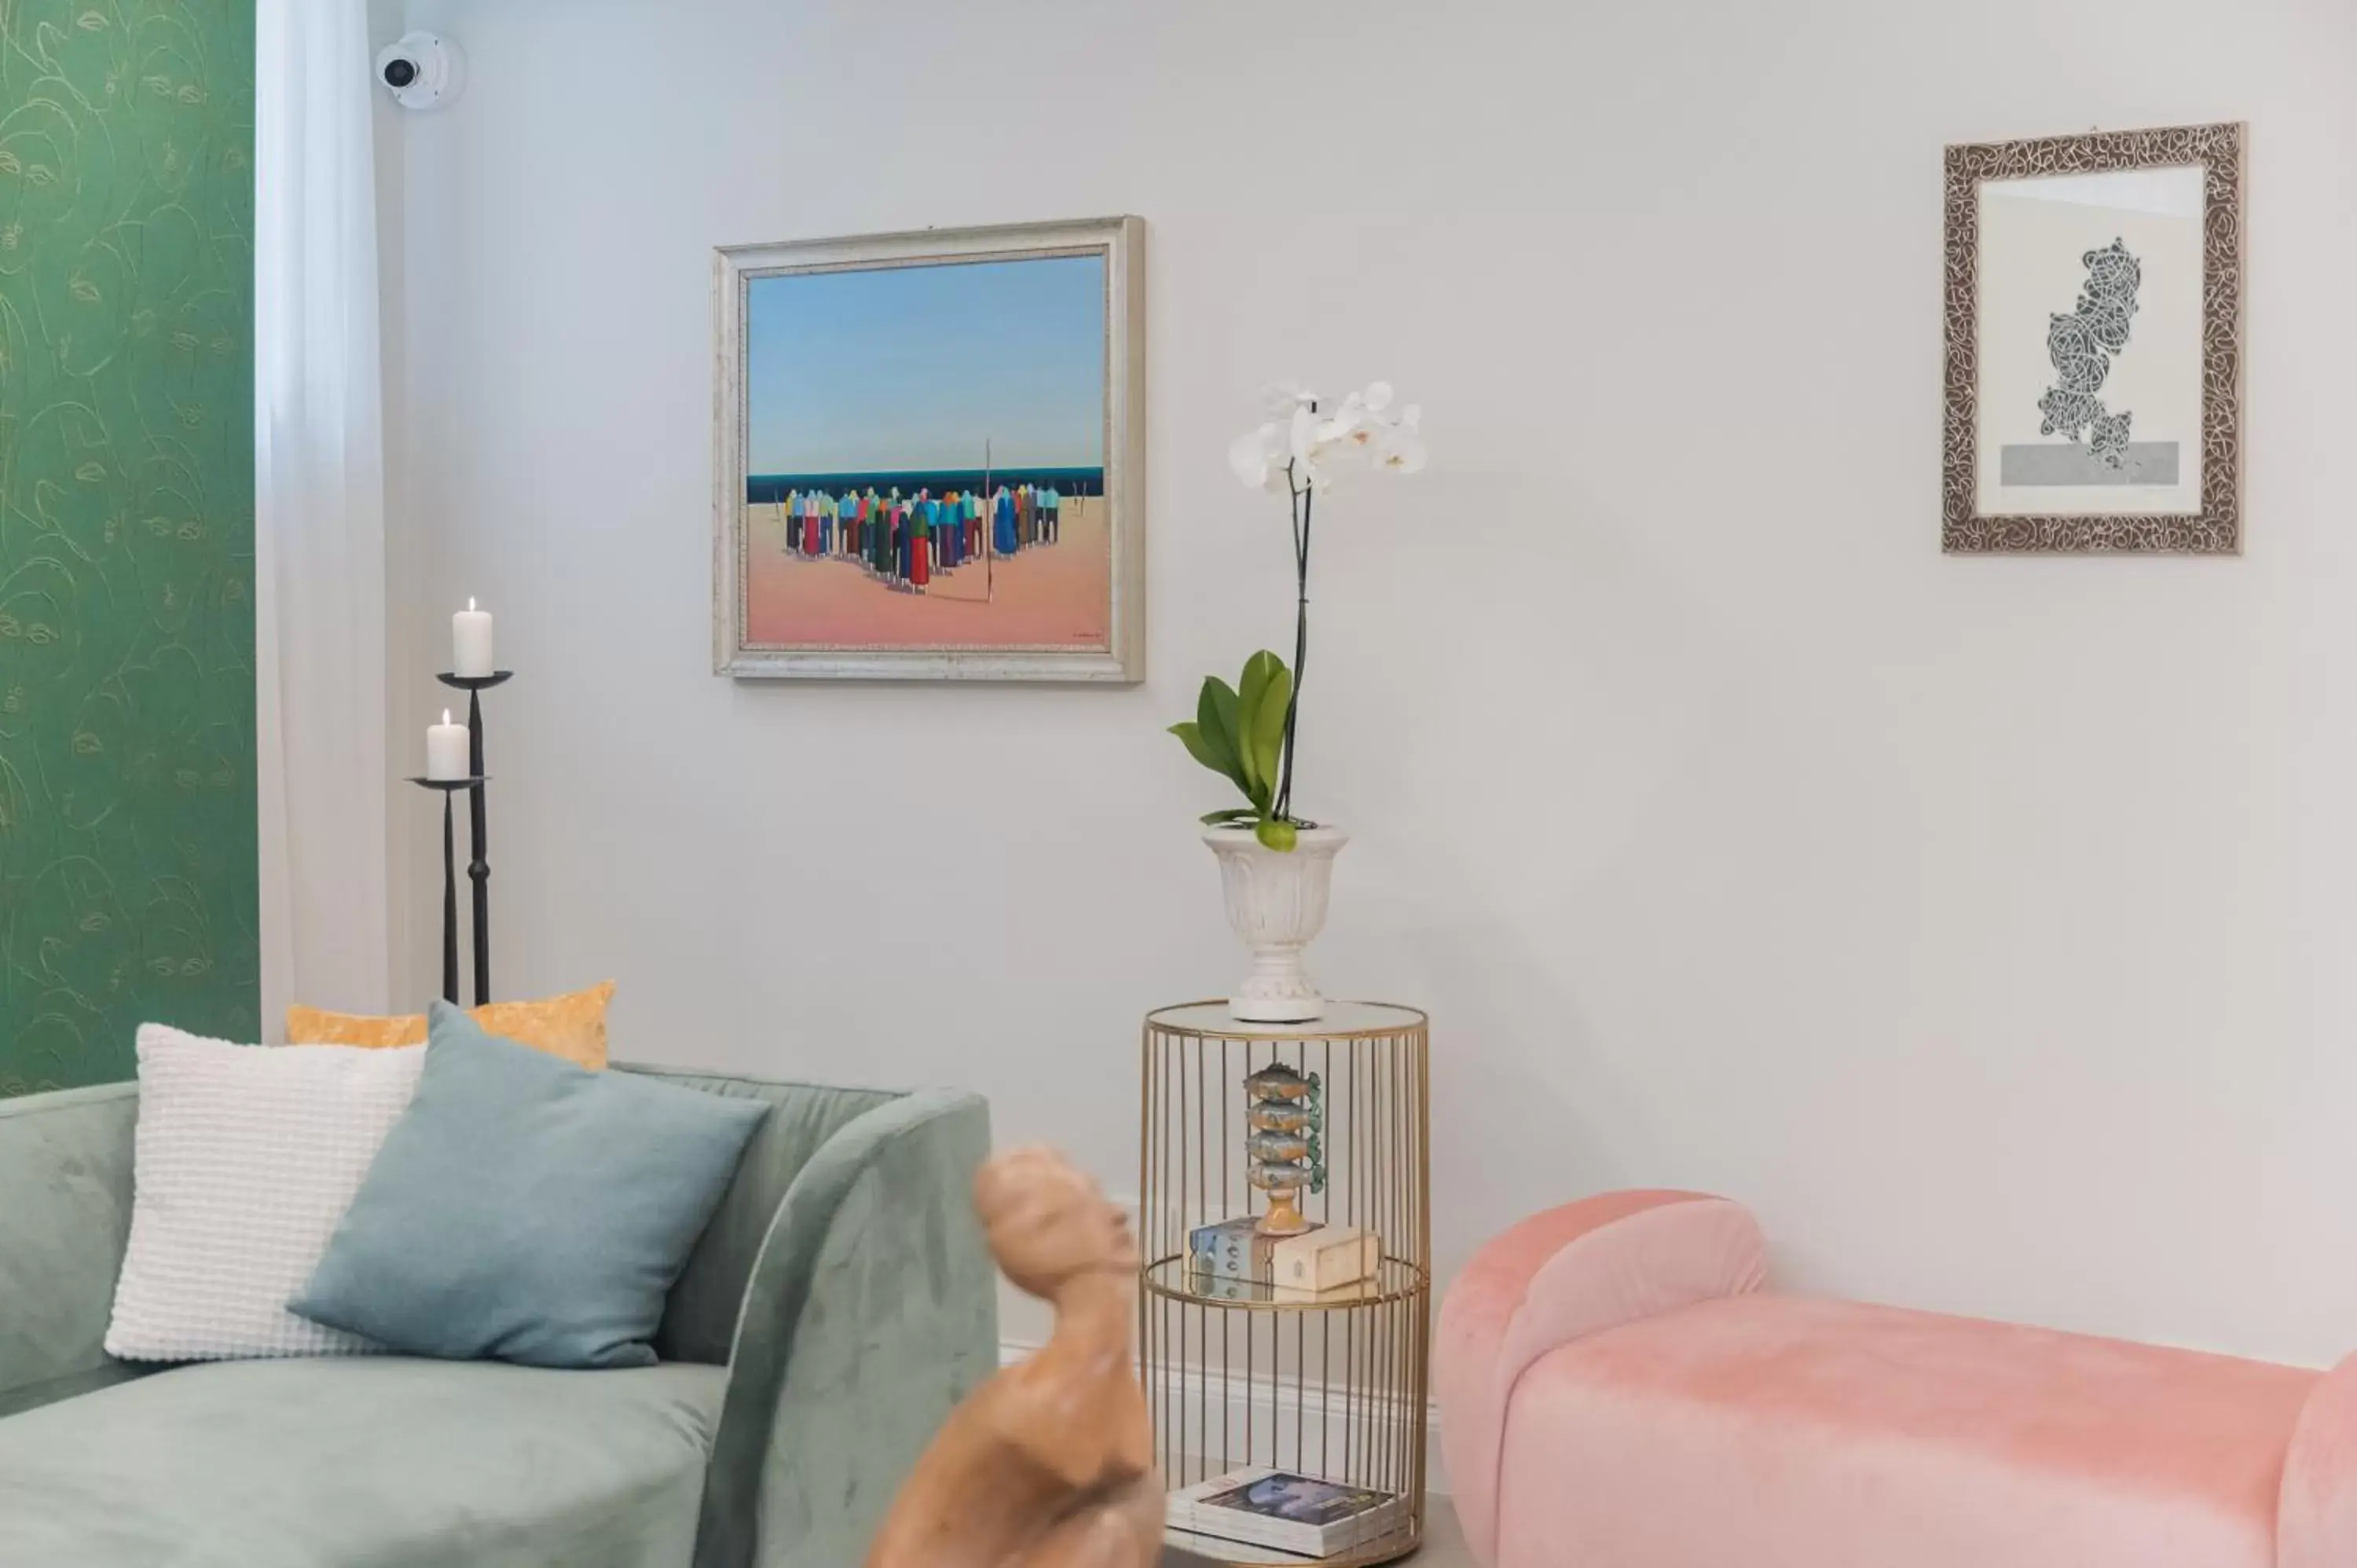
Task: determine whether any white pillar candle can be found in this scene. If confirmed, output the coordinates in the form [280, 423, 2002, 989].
[427, 709, 470, 781]
[452, 598, 495, 678]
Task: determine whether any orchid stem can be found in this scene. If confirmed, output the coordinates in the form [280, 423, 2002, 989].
[1277, 471, 1312, 822]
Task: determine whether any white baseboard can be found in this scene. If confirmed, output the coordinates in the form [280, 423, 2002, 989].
[999, 1340, 1450, 1495]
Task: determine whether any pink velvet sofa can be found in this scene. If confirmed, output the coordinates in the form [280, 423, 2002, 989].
[1435, 1191, 2357, 1568]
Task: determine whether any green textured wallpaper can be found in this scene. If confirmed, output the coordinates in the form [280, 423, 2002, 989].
[0, 1, 258, 1094]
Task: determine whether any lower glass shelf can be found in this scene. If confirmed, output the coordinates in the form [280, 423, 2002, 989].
[1142, 1255, 1428, 1311]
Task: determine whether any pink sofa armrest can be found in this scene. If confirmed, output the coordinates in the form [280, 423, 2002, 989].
[1433, 1191, 1768, 1564]
[2282, 1352, 2357, 1568]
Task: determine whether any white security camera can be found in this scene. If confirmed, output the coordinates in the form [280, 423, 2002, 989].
[376, 31, 465, 111]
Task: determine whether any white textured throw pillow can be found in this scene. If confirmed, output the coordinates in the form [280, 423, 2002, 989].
[105, 1025, 426, 1361]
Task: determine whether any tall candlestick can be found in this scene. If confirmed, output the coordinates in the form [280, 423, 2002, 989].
[427, 709, 469, 781]
[453, 598, 494, 678]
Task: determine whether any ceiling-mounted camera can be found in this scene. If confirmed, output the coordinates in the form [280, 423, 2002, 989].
[376, 31, 465, 112]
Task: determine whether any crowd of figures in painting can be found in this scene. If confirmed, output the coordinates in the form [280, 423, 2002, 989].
[771, 483, 1072, 593]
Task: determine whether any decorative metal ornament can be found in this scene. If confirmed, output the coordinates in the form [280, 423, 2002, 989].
[1243, 1062, 1325, 1236]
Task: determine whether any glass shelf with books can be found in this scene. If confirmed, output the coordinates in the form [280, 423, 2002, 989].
[1141, 1255, 1428, 1311]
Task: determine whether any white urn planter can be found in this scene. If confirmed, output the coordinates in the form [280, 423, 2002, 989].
[1204, 825, 1350, 1023]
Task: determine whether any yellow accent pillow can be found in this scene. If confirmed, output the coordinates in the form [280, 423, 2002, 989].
[286, 981, 615, 1072]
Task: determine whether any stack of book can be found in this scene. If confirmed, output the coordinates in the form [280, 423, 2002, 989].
[1187, 1218, 1380, 1302]
[1167, 1467, 1407, 1558]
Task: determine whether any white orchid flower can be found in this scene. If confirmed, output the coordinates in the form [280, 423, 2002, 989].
[1238, 379, 1426, 489]
[1228, 420, 1292, 493]
[1307, 383, 1417, 467]
[1372, 398, 1426, 472]
[1311, 407, 1369, 457]
[1374, 424, 1428, 474]
[1286, 401, 1334, 487]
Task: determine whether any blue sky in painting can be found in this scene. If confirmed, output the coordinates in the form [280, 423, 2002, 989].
[746, 254, 1105, 475]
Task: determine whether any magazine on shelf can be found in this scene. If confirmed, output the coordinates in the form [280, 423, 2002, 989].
[1166, 1467, 1406, 1557]
[1161, 1521, 1320, 1563]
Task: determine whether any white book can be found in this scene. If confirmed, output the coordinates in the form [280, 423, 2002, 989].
[1166, 1467, 1406, 1558]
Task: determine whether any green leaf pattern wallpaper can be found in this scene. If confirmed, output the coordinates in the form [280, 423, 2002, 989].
[0, 1, 258, 1095]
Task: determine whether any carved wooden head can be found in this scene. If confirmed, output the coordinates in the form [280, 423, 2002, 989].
[973, 1146, 1138, 1300]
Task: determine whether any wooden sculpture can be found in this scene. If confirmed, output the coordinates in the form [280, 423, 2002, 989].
[867, 1145, 1163, 1568]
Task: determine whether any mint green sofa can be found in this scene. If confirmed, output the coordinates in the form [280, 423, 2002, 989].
[0, 1067, 995, 1568]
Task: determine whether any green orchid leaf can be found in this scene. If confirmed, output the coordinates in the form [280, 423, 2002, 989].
[1248, 661, 1292, 804]
[1202, 676, 1241, 752]
[1169, 721, 1241, 789]
[1255, 815, 1299, 852]
[1200, 808, 1259, 826]
[1236, 651, 1281, 797]
[1197, 678, 1250, 795]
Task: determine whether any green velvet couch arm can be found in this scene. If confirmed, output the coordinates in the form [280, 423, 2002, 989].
[0, 1083, 141, 1416]
[691, 1087, 995, 1568]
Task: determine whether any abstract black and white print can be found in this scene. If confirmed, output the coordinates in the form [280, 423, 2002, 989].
[2036, 240, 2142, 468]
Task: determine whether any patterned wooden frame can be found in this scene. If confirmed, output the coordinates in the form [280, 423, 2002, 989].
[1943, 123, 2245, 554]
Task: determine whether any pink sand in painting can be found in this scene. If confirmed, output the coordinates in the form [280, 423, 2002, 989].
[741, 498, 1110, 650]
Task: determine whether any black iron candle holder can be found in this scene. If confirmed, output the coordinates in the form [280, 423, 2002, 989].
[435, 671, 511, 1008]
[405, 775, 489, 1006]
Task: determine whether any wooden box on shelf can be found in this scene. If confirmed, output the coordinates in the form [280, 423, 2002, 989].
[1272, 1225, 1379, 1295]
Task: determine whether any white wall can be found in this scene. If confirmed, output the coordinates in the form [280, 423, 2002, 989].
[382, 0, 2357, 1367]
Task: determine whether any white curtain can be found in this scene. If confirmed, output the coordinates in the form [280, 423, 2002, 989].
[255, 0, 390, 1031]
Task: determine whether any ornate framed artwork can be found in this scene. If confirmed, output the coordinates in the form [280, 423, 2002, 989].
[713, 216, 1146, 680]
[1942, 123, 2244, 554]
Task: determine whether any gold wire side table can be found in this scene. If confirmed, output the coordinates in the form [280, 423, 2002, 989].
[1139, 1002, 1431, 1568]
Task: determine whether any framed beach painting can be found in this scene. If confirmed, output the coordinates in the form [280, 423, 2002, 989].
[713, 216, 1146, 680]
[1942, 123, 2243, 553]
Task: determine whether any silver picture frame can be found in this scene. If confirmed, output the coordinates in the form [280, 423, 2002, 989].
[712, 215, 1146, 680]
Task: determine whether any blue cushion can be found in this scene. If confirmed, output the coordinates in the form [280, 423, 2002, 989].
[291, 1002, 770, 1369]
